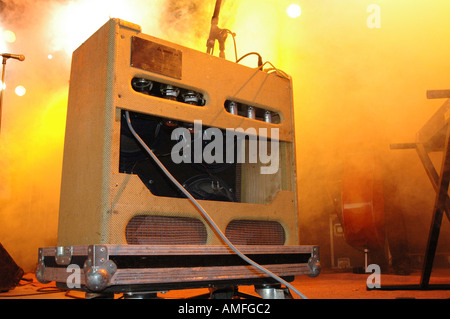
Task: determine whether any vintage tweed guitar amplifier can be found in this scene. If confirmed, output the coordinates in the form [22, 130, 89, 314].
[37, 19, 320, 296]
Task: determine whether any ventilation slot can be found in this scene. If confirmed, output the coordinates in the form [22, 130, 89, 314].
[126, 215, 208, 245]
[225, 220, 286, 245]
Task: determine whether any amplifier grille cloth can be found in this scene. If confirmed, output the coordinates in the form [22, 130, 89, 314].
[225, 220, 286, 245]
[126, 216, 285, 245]
[126, 215, 208, 245]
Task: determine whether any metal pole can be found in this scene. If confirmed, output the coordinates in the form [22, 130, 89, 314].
[212, 0, 222, 22]
[0, 57, 7, 135]
[420, 122, 450, 288]
[206, 0, 223, 55]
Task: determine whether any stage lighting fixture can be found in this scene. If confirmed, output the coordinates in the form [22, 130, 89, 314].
[287, 4, 301, 19]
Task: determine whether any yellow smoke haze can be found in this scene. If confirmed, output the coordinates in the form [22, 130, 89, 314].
[0, 0, 449, 271]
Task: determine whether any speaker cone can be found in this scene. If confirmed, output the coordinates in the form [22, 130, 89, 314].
[183, 175, 237, 202]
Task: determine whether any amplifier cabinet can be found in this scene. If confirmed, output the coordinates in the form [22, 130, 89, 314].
[56, 18, 299, 248]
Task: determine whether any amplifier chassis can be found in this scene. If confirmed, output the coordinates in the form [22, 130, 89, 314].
[37, 18, 321, 298]
[56, 18, 299, 247]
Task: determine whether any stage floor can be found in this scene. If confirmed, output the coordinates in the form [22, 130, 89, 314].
[1, 268, 449, 299]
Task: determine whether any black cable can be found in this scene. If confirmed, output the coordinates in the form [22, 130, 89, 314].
[236, 52, 263, 69]
[0, 286, 66, 298]
[224, 29, 238, 62]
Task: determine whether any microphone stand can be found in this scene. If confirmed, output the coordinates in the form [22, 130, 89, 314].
[0, 56, 7, 135]
[206, 0, 228, 59]
[0, 54, 24, 135]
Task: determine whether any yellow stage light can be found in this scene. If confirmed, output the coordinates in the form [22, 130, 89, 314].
[3, 30, 16, 43]
[15, 86, 26, 97]
[286, 4, 301, 19]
